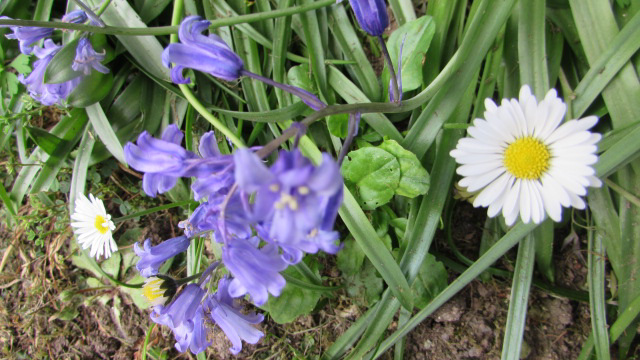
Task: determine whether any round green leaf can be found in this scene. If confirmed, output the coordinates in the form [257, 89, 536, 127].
[265, 262, 322, 324]
[341, 147, 401, 210]
[379, 139, 430, 198]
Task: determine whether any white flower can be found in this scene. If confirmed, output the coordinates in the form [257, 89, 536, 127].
[70, 193, 117, 259]
[450, 85, 602, 226]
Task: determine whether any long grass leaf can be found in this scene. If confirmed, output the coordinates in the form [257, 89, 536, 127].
[85, 103, 126, 164]
[588, 227, 611, 360]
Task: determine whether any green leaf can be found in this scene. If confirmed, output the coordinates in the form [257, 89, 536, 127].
[328, 113, 349, 138]
[25, 126, 69, 156]
[44, 39, 84, 84]
[387, 15, 436, 92]
[1, 72, 19, 96]
[412, 253, 448, 309]
[8, 54, 31, 74]
[101, 252, 121, 279]
[266, 260, 322, 324]
[85, 103, 126, 164]
[337, 237, 365, 276]
[343, 261, 384, 306]
[68, 70, 114, 108]
[287, 63, 315, 92]
[378, 139, 430, 198]
[341, 147, 401, 210]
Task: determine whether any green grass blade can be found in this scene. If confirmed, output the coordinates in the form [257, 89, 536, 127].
[372, 222, 539, 358]
[388, 0, 417, 25]
[572, 10, 640, 118]
[518, 0, 549, 97]
[298, 0, 329, 100]
[272, 0, 295, 107]
[329, 4, 381, 102]
[533, 220, 555, 283]
[569, 0, 640, 128]
[403, 0, 517, 158]
[500, 234, 536, 360]
[588, 227, 611, 360]
[69, 124, 95, 214]
[85, 103, 126, 164]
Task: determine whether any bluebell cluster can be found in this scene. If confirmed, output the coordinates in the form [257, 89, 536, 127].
[125, 123, 343, 353]
[1, 11, 109, 105]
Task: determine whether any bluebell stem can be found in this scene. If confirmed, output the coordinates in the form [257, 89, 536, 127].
[379, 35, 400, 103]
[348, 0, 389, 37]
[1, 16, 53, 55]
[203, 277, 264, 355]
[162, 16, 244, 84]
[19, 40, 82, 105]
[222, 237, 288, 306]
[72, 38, 109, 75]
[135, 235, 190, 277]
[388, 35, 405, 103]
[337, 113, 361, 165]
[241, 70, 327, 111]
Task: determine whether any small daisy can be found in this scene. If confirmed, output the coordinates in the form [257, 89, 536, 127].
[70, 193, 117, 259]
[450, 85, 602, 226]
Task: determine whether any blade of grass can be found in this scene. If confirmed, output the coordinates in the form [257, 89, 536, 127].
[403, 0, 517, 158]
[388, 0, 417, 26]
[372, 222, 539, 358]
[329, 4, 381, 101]
[272, 0, 295, 107]
[85, 103, 126, 164]
[298, 0, 329, 100]
[571, 10, 640, 118]
[518, 0, 549, 97]
[500, 233, 536, 360]
[588, 225, 611, 360]
[69, 124, 95, 214]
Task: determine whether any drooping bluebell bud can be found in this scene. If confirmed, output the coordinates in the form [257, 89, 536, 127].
[162, 16, 244, 84]
[73, 38, 109, 75]
[349, 0, 389, 37]
[1, 16, 53, 55]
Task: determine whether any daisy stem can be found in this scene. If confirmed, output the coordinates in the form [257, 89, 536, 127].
[140, 322, 155, 360]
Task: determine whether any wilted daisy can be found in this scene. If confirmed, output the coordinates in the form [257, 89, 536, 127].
[450, 85, 601, 226]
[70, 193, 117, 259]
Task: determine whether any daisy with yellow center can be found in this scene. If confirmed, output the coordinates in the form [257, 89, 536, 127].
[70, 193, 117, 259]
[450, 85, 602, 226]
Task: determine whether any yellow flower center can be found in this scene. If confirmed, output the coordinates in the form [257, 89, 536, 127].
[274, 193, 299, 211]
[94, 215, 109, 234]
[503, 137, 551, 180]
[143, 278, 165, 302]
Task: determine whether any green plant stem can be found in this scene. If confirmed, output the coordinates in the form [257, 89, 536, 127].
[179, 84, 246, 148]
[0, 0, 336, 35]
[141, 322, 155, 360]
[112, 200, 196, 223]
[605, 178, 640, 208]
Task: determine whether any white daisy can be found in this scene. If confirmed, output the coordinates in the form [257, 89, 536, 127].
[450, 85, 602, 226]
[70, 193, 117, 259]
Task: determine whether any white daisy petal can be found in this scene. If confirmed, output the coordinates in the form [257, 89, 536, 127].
[70, 193, 117, 260]
[450, 85, 601, 225]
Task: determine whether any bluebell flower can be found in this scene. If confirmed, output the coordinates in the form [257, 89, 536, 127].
[134, 235, 190, 277]
[172, 307, 210, 354]
[349, 0, 389, 37]
[234, 149, 343, 264]
[72, 38, 109, 75]
[204, 277, 264, 355]
[162, 16, 244, 84]
[183, 195, 252, 242]
[151, 283, 206, 328]
[125, 126, 236, 197]
[1, 16, 53, 55]
[222, 238, 288, 306]
[19, 40, 82, 105]
[61, 10, 88, 24]
[191, 131, 235, 201]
